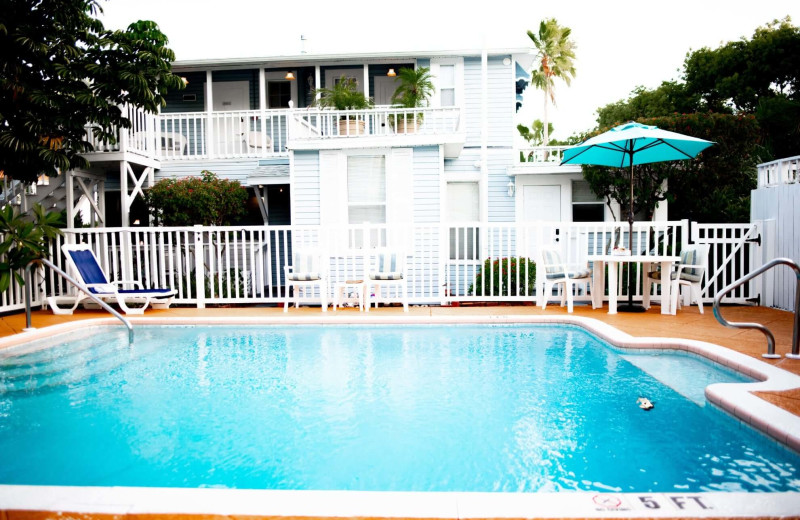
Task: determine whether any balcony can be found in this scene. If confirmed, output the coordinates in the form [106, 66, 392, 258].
[82, 105, 465, 163]
[508, 145, 581, 176]
[288, 106, 464, 157]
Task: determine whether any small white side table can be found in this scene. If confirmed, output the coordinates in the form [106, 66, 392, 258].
[333, 280, 365, 311]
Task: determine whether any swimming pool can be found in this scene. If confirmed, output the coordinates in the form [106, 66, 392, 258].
[1, 322, 798, 495]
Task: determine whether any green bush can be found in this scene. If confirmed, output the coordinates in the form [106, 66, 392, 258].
[469, 257, 536, 297]
[145, 170, 248, 226]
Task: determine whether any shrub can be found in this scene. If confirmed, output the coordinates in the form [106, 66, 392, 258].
[469, 257, 537, 297]
[145, 170, 248, 226]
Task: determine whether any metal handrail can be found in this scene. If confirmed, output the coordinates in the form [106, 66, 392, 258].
[713, 257, 799, 359]
[24, 259, 134, 344]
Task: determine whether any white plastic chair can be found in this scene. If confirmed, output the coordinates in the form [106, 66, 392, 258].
[365, 250, 408, 312]
[284, 249, 329, 312]
[643, 243, 710, 314]
[537, 247, 595, 313]
[247, 131, 274, 153]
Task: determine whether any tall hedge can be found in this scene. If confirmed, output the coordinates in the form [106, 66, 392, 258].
[145, 170, 248, 226]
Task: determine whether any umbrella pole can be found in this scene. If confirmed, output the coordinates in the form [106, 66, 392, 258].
[620, 158, 646, 313]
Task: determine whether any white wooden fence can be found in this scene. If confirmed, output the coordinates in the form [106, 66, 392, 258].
[753, 156, 800, 311]
[3, 220, 761, 314]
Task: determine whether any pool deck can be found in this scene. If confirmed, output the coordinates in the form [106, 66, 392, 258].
[1, 302, 800, 520]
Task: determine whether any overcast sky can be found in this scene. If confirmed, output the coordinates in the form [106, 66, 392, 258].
[98, 0, 799, 141]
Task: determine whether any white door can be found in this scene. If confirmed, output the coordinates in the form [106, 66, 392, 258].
[523, 185, 561, 221]
[212, 81, 249, 155]
[374, 76, 398, 106]
[522, 185, 562, 255]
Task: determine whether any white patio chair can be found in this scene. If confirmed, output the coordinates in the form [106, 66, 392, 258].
[47, 243, 176, 315]
[643, 243, 710, 314]
[537, 246, 594, 313]
[246, 131, 274, 153]
[365, 250, 408, 312]
[284, 249, 329, 312]
[160, 132, 187, 156]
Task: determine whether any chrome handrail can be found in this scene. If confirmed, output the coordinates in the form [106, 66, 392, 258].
[713, 257, 799, 359]
[24, 259, 134, 344]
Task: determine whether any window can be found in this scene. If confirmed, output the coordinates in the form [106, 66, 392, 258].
[268, 81, 291, 108]
[439, 64, 456, 107]
[348, 156, 386, 247]
[447, 182, 479, 260]
[572, 180, 605, 222]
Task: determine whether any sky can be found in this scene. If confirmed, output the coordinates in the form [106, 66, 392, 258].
[98, 0, 800, 141]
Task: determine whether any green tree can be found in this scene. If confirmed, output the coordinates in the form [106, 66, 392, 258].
[0, 204, 64, 291]
[145, 171, 248, 226]
[683, 18, 800, 158]
[517, 120, 553, 146]
[391, 67, 434, 108]
[596, 82, 702, 128]
[527, 19, 577, 146]
[0, 0, 183, 184]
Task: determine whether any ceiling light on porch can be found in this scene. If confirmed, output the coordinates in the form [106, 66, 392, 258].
[180, 77, 188, 85]
[285, 71, 296, 80]
[387, 68, 396, 77]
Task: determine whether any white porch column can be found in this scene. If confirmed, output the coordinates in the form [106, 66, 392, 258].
[315, 66, 321, 102]
[206, 70, 214, 157]
[65, 170, 76, 229]
[362, 64, 369, 96]
[259, 68, 268, 153]
[120, 161, 129, 228]
[479, 46, 489, 257]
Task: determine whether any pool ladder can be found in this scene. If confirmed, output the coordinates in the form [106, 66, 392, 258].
[713, 257, 799, 359]
[24, 258, 134, 344]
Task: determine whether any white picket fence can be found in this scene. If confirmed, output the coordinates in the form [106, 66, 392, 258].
[5, 220, 761, 313]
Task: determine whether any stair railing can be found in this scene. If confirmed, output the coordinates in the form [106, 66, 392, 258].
[713, 257, 799, 359]
[24, 259, 134, 344]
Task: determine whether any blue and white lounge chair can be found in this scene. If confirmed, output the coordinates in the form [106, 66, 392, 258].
[47, 243, 177, 315]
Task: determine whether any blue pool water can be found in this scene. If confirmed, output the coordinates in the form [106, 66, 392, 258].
[0, 324, 798, 493]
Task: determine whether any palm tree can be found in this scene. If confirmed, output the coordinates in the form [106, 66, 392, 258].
[527, 19, 576, 147]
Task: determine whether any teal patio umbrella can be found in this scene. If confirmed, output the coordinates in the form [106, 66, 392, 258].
[561, 121, 714, 311]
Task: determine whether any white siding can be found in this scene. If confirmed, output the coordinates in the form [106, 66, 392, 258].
[413, 146, 441, 223]
[463, 56, 514, 148]
[487, 149, 514, 222]
[292, 151, 321, 225]
[151, 160, 260, 186]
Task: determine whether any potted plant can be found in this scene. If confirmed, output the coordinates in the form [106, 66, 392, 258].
[313, 76, 373, 136]
[389, 66, 434, 134]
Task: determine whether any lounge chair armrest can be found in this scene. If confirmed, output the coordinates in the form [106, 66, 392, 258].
[110, 280, 144, 290]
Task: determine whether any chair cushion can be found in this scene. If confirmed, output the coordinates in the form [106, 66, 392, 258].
[680, 249, 698, 276]
[287, 272, 321, 281]
[542, 250, 563, 275]
[547, 268, 591, 280]
[648, 269, 703, 283]
[369, 272, 404, 281]
[68, 249, 110, 285]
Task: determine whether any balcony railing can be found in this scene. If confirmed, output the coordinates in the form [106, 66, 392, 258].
[516, 146, 571, 164]
[757, 155, 800, 187]
[83, 106, 462, 162]
[290, 106, 462, 140]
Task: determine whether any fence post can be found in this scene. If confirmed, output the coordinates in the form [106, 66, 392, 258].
[439, 224, 448, 305]
[194, 225, 206, 309]
[761, 219, 776, 308]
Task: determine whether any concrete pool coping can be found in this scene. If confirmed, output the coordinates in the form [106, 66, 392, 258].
[1, 313, 800, 519]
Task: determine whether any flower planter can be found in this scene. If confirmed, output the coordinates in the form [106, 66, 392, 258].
[338, 119, 366, 136]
